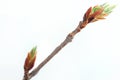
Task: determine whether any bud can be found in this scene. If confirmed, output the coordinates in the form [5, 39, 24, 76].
[24, 46, 37, 72]
[83, 3, 116, 23]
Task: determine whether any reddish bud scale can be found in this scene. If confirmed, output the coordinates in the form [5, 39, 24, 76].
[88, 9, 103, 23]
[83, 7, 92, 22]
[24, 47, 37, 72]
[24, 54, 36, 71]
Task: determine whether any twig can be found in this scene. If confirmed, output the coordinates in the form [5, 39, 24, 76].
[28, 21, 86, 79]
[22, 3, 115, 80]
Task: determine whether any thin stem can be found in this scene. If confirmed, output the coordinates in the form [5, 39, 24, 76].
[22, 21, 87, 80]
[29, 33, 72, 79]
[28, 21, 85, 79]
[23, 71, 29, 80]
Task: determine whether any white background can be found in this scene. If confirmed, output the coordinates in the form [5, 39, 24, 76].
[0, 0, 120, 80]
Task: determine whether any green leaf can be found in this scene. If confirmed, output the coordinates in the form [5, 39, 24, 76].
[102, 3, 116, 14]
[92, 6, 101, 13]
[30, 46, 37, 58]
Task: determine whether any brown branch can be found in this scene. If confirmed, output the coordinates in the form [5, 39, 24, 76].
[22, 3, 115, 79]
[26, 21, 87, 79]
[22, 20, 88, 80]
[23, 71, 29, 80]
